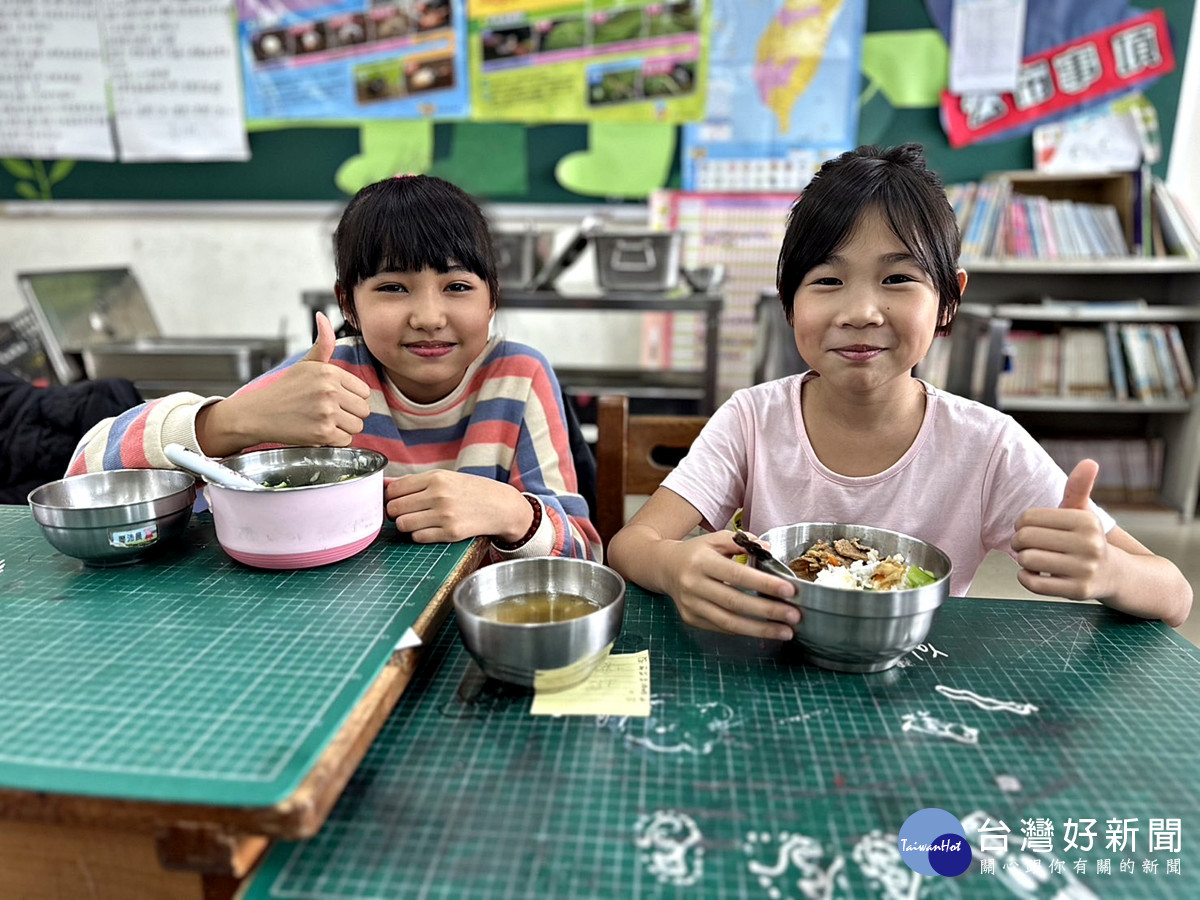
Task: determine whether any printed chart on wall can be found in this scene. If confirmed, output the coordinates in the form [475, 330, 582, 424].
[467, 0, 709, 122]
[682, 0, 866, 192]
[652, 190, 795, 400]
[237, 0, 469, 120]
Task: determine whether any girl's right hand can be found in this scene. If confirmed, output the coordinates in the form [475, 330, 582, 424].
[661, 531, 801, 641]
[197, 312, 371, 456]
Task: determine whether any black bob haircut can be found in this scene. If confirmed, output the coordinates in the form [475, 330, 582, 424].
[776, 144, 962, 336]
[333, 175, 500, 331]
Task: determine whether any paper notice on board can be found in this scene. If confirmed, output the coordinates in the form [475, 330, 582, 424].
[0, 1, 116, 161]
[102, 0, 249, 161]
[949, 0, 1026, 95]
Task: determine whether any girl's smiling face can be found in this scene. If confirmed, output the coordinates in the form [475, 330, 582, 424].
[352, 265, 494, 403]
[792, 207, 962, 397]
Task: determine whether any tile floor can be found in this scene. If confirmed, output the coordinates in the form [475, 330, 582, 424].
[967, 506, 1200, 647]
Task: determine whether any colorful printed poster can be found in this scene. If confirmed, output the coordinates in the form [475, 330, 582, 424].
[468, 0, 708, 123]
[237, 0, 469, 120]
[681, 0, 866, 193]
[940, 8, 1175, 148]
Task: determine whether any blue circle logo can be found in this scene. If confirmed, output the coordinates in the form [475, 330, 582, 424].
[898, 808, 971, 877]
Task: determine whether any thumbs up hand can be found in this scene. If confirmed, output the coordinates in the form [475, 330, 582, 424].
[1011, 459, 1114, 601]
[196, 312, 372, 456]
[303, 308, 340, 364]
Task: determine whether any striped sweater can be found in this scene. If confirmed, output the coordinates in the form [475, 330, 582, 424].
[68, 336, 601, 562]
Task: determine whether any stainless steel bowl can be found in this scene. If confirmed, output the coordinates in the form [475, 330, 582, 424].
[755, 523, 953, 673]
[453, 558, 626, 691]
[28, 470, 197, 566]
[218, 446, 387, 488]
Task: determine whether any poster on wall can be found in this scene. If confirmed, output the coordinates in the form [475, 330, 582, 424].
[940, 7, 1175, 148]
[467, 0, 709, 122]
[237, 0, 470, 120]
[0, 1, 116, 160]
[105, 0, 250, 162]
[681, 0, 867, 192]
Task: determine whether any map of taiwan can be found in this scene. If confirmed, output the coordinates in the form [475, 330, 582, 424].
[755, 0, 844, 133]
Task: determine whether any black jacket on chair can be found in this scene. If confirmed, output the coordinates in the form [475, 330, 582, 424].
[0, 371, 143, 504]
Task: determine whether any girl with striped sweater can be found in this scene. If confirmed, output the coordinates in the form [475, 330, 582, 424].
[69, 175, 600, 562]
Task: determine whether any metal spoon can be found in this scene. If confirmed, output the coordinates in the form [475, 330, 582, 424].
[164, 443, 267, 491]
[732, 528, 796, 581]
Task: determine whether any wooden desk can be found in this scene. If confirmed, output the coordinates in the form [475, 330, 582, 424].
[0, 507, 486, 899]
[242, 589, 1200, 899]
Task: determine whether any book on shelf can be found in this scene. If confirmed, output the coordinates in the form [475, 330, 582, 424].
[1147, 324, 1179, 399]
[1060, 327, 1110, 397]
[1120, 323, 1168, 400]
[1039, 437, 1163, 504]
[915, 334, 951, 390]
[1103, 321, 1130, 400]
[1151, 176, 1200, 260]
[991, 322, 1193, 404]
[1164, 323, 1196, 396]
[944, 168, 1200, 261]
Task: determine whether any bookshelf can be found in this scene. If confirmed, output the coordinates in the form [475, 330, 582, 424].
[942, 259, 1200, 519]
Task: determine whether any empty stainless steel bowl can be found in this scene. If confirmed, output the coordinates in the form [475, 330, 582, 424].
[28, 470, 197, 566]
[453, 557, 626, 691]
[754, 523, 953, 673]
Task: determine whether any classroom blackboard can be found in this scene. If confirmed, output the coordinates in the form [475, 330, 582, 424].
[0, 2, 1191, 203]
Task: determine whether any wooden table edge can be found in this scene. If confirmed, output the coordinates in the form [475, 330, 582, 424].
[0, 536, 489, 848]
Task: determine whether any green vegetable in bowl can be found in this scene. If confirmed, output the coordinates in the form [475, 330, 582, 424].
[904, 565, 938, 589]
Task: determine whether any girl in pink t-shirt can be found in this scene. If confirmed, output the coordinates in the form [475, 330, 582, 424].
[608, 144, 1192, 637]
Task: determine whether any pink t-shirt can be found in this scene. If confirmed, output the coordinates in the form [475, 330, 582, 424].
[661, 372, 1115, 597]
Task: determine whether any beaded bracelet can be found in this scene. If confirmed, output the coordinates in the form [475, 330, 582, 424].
[493, 493, 542, 551]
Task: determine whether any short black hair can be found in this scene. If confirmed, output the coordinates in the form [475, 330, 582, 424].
[333, 175, 500, 331]
[776, 144, 961, 335]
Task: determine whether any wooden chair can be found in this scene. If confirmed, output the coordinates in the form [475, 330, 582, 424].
[595, 395, 708, 549]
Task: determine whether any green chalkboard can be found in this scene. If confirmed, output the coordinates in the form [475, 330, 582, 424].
[0, 2, 1191, 202]
[243, 586, 1200, 898]
[0, 506, 478, 807]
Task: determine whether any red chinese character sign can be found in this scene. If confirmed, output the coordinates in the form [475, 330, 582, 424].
[940, 7, 1174, 148]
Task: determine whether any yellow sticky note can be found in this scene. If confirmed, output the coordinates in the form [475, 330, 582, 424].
[529, 651, 651, 717]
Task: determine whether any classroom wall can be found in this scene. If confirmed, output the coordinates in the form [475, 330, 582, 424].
[0, 203, 653, 367]
[1167, 8, 1200, 218]
[2, 6, 1198, 366]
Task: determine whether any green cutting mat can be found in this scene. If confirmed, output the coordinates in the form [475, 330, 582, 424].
[244, 589, 1200, 899]
[0, 506, 476, 807]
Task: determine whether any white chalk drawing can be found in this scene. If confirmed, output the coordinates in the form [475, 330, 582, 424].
[962, 810, 1098, 899]
[994, 774, 1022, 793]
[900, 710, 979, 745]
[600, 695, 741, 755]
[635, 809, 704, 887]
[741, 829, 964, 899]
[934, 685, 1039, 715]
[851, 830, 923, 900]
[775, 710, 825, 726]
[743, 831, 846, 900]
[909, 643, 948, 662]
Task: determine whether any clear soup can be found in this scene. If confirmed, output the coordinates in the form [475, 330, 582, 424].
[480, 592, 601, 624]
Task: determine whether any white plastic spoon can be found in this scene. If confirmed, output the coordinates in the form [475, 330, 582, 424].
[164, 443, 267, 491]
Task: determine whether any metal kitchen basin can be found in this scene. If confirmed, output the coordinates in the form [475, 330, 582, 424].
[82, 337, 288, 397]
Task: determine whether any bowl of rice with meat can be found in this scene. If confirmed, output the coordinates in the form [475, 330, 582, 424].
[751, 523, 952, 673]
